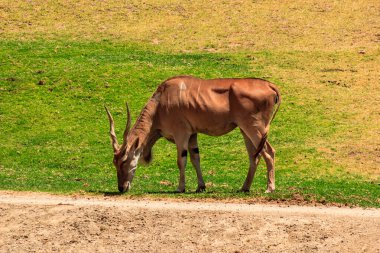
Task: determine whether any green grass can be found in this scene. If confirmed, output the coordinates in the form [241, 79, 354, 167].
[1, 40, 378, 207]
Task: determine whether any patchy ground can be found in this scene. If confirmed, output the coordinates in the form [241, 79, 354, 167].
[0, 191, 379, 252]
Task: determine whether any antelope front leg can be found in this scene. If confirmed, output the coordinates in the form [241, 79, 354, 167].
[176, 149, 187, 193]
[175, 138, 189, 193]
[189, 134, 206, 193]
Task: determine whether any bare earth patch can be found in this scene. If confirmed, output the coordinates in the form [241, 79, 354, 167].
[0, 191, 379, 252]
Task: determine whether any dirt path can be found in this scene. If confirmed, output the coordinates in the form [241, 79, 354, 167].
[0, 191, 379, 253]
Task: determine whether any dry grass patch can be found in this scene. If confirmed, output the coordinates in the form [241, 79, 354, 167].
[1, 0, 379, 52]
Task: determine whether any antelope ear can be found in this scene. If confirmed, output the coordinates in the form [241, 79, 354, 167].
[132, 137, 140, 152]
[130, 138, 143, 158]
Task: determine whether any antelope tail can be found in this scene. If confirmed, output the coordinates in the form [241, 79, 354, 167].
[252, 132, 268, 159]
[252, 83, 281, 158]
[268, 83, 282, 124]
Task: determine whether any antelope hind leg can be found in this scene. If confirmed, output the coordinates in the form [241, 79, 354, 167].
[240, 129, 261, 192]
[261, 141, 275, 193]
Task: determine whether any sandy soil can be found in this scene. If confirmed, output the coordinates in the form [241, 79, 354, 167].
[0, 191, 379, 253]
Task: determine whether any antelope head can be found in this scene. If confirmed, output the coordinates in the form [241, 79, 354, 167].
[105, 103, 140, 193]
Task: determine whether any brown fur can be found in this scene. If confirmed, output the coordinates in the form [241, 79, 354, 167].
[106, 76, 281, 193]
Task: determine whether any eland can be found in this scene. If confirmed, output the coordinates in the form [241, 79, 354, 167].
[105, 76, 281, 193]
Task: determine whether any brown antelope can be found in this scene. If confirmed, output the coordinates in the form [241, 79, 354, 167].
[105, 76, 281, 193]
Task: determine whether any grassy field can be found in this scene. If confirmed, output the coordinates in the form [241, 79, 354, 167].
[0, 0, 379, 207]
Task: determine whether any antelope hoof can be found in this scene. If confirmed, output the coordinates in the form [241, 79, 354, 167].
[239, 188, 250, 193]
[176, 188, 185, 193]
[265, 187, 275, 193]
[196, 185, 206, 193]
